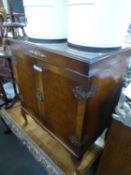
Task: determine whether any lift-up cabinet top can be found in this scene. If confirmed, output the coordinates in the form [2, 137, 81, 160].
[9, 39, 131, 158]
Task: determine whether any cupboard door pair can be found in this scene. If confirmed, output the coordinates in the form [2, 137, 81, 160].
[14, 54, 90, 157]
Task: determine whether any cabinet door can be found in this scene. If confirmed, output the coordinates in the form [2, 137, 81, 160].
[14, 55, 41, 119]
[38, 64, 91, 157]
[14, 53, 91, 157]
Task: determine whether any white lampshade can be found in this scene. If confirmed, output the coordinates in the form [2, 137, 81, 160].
[68, 0, 131, 48]
[23, 0, 68, 40]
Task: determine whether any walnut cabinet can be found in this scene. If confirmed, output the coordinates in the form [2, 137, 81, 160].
[9, 39, 131, 158]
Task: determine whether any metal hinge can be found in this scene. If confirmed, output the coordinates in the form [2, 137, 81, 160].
[36, 89, 44, 101]
[69, 135, 88, 147]
[69, 136, 81, 147]
[73, 85, 96, 100]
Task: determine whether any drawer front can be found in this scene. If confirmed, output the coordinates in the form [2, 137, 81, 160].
[16, 42, 90, 76]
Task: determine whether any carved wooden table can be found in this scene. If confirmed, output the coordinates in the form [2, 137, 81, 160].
[0, 103, 102, 175]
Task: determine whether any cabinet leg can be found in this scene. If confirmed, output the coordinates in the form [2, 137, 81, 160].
[21, 108, 28, 126]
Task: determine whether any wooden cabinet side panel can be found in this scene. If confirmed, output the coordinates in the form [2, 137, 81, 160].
[83, 57, 130, 144]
